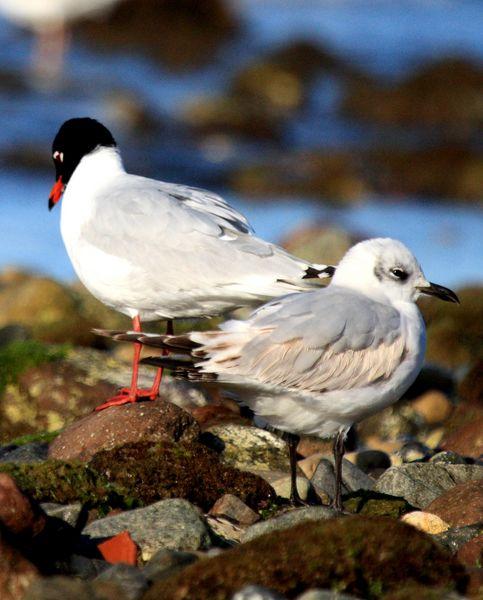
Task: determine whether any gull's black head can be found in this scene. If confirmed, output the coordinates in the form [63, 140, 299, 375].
[49, 118, 117, 210]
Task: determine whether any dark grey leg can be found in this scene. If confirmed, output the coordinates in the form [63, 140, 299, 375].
[331, 430, 345, 511]
[287, 433, 305, 505]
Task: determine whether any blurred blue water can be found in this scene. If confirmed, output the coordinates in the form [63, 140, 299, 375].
[0, 0, 482, 288]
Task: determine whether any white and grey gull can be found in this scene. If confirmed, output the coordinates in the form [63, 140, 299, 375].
[97, 238, 459, 509]
[48, 117, 333, 411]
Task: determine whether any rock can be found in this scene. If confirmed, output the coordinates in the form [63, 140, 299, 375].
[0, 472, 46, 538]
[205, 425, 290, 472]
[49, 400, 200, 461]
[374, 463, 483, 508]
[456, 535, 483, 567]
[142, 549, 199, 583]
[401, 511, 450, 534]
[424, 480, 483, 527]
[297, 591, 360, 600]
[398, 441, 433, 463]
[0, 324, 30, 346]
[433, 524, 483, 554]
[88, 441, 275, 512]
[206, 515, 246, 545]
[83, 499, 211, 561]
[298, 454, 325, 479]
[343, 490, 414, 518]
[0, 441, 48, 463]
[24, 575, 127, 600]
[357, 403, 422, 443]
[209, 494, 260, 526]
[268, 473, 311, 501]
[421, 286, 483, 369]
[311, 457, 373, 502]
[440, 418, 483, 459]
[296, 436, 333, 459]
[40, 502, 83, 528]
[410, 390, 453, 425]
[231, 585, 286, 600]
[242, 507, 337, 542]
[0, 531, 39, 600]
[54, 555, 111, 579]
[355, 450, 391, 475]
[458, 359, 483, 406]
[465, 567, 483, 599]
[430, 451, 467, 465]
[145, 516, 467, 599]
[190, 403, 248, 430]
[95, 563, 149, 600]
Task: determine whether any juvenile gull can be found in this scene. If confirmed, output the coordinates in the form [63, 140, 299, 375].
[48, 118, 332, 411]
[97, 238, 459, 509]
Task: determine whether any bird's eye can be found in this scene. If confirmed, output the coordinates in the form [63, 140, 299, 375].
[391, 268, 408, 281]
[53, 151, 64, 163]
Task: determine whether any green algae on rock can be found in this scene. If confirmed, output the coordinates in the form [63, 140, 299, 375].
[144, 516, 467, 600]
[343, 490, 415, 518]
[89, 441, 276, 512]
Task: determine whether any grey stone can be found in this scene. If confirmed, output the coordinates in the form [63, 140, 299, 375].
[374, 463, 483, 508]
[430, 451, 467, 465]
[0, 441, 48, 463]
[242, 507, 338, 542]
[297, 590, 361, 600]
[207, 424, 290, 472]
[311, 457, 373, 500]
[432, 523, 483, 554]
[41, 502, 83, 527]
[95, 563, 148, 600]
[231, 585, 286, 600]
[54, 555, 111, 579]
[142, 548, 199, 582]
[83, 499, 211, 561]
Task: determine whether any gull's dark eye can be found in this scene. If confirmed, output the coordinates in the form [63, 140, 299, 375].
[391, 268, 408, 281]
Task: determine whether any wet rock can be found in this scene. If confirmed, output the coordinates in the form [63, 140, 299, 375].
[342, 57, 483, 134]
[401, 511, 450, 535]
[95, 563, 149, 600]
[0, 441, 48, 463]
[0, 472, 46, 538]
[40, 502, 83, 528]
[205, 424, 290, 472]
[410, 390, 453, 425]
[311, 457, 373, 502]
[440, 418, 483, 459]
[76, 0, 237, 71]
[0, 531, 39, 600]
[83, 498, 211, 561]
[145, 516, 467, 599]
[374, 463, 483, 508]
[230, 151, 366, 204]
[421, 286, 483, 369]
[424, 480, 483, 527]
[456, 535, 483, 567]
[209, 494, 260, 526]
[231, 585, 286, 600]
[88, 441, 275, 512]
[242, 507, 337, 543]
[24, 575, 127, 600]
[430, 451, 468, 465]
[458, 359, 483, 406]
[433, 524, 483, 554]
[49, 400, 200, 461]
[142, 548, 199, 583]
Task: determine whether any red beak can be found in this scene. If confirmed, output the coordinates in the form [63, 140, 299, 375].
[49, 177, 64, 210]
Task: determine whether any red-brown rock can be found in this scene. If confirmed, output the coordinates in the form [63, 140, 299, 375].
[440, 417, 483, 459]
[425, 480, 483, 527]
[48, 400, 200, 461]
[457, 535, 483, 568]
[209, 494, 260, 525]
[465, 567, 483, 599]
[458, 359, 483, 406]
[0, 473, 46, 538]
[190, 404, 248, 430]
[0, 531, 39, 600]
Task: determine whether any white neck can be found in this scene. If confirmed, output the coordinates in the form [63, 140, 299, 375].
[68, 146, 125, 191]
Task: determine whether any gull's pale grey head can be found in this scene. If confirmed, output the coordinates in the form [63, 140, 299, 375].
[331, 238, 459, 304]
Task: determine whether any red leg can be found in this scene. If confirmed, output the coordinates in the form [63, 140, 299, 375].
[95, 318, 172, 411]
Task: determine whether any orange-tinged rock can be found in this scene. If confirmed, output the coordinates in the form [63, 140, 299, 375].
[98, 531, 138, 566]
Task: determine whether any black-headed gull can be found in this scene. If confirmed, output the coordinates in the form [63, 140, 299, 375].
[49, 118, 333, 411]
[97, 238, 459, 509]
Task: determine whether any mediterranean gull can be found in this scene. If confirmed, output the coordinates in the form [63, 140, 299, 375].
[97, 238, 459, 509]
[48, 117, 333, 411]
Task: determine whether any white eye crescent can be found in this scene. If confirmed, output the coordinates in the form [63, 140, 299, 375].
[53, 151, 64, 162]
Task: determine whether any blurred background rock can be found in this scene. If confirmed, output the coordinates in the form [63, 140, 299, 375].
[0, 1, 481, 449]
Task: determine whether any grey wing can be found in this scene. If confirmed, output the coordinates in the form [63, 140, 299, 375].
[195, 288, 406, 392]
